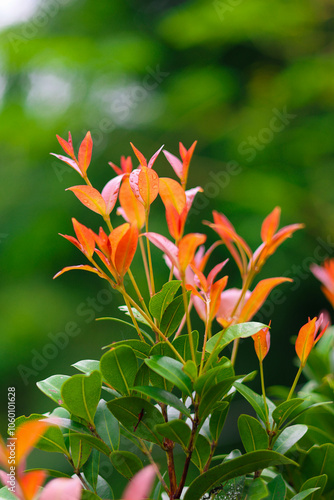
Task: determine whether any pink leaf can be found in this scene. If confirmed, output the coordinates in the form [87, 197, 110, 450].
[148, 145, 164, 168]
[163, 149, 183, 178]
[185, 186, 203, 212]
[50, 154, 82, 176]
[122, 465, 156, 500]
[101, 174, 124, 214]
[144, 232, 179, 269]
[39, 477, 82, 500]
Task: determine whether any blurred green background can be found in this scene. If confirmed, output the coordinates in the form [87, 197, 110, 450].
[1, 0, 334, 491]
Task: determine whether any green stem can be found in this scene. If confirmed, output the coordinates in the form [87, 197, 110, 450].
[145, 213, 155, 296]
[199, 300, 211, 376]
[182, 279, 196, 364]
[286, 364, 303, 401]
[121, 290, 144, 342]
[259, 359, 269, 429]
[139, 236, 152, 296]
[128, 268, 151, 317]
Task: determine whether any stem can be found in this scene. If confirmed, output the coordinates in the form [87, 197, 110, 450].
[175, 412, 199, 498]
[139, 439, 170, 495]
[287, 364, 303, 401]
[145, 213, 155, 296]
[259, 359, 269, 428]
[121, 291, 145, 342]
[123, 289, 186, 363]
[128, 268, 151, 317]
[230, 337, 240, 367]
[103, 214, 113, 233]
[202, 440, 217, 473]
[182, 279, 196, 364]
[139, 236, 152, 296]
[199, 301, 211, 376]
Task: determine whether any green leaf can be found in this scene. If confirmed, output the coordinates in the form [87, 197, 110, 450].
[290, 489, 320, 500]
[194, 358, 234, 396]
[301, 444, 334, 493]
[132, 385, 191, 417]
[134, 362, 150, 387]
[155, 420, 191, 449]
[210, 401, 229, 442]
[110, 451, 143, 479]
[69, 431, 92, 468]
[119, 305, 150, 326]
[145, 355, 192, 396]
[264, 474, 287, 500]
[183, 450, 297, 500]
[72, 360, 100, 375]
[183, 360, 197, 381]
[0, 487, 18, 499]
[273, 424, 308, 454]
[149, 280, 181, 321]
[94, 399, 120, 452]
[94, 475, 114, 500]
[206, 322, 268, 354]
[234, 382, 275, 425]
[25, 469, 72, 478]
[148, 343, 175, 391]
[192, 434, 211, 472]
[199, 377, 238, 419]
[100, 345, 138, 395]
[160, 292, 190, 337]
[61, 371, 102, 425]
[107, 396, 165, 445]
[102, 340, 151, 359]
[36, 374, 70, 406]
[67, 433, 110, 457]
[245, 477, 268, 499]
[83, 448, 100, 491]
[81, 491, 101, 500]
[301, 475, 327, 500]
[272, 398, 304, 426]
[15, 414, 69, 456]
[238, 415, 269, 452]
[173, 331, 199, 361]
[284, 401, 333, 428]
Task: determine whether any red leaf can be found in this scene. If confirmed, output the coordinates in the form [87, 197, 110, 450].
[72, 218, 95, 257]
[56, 132, 75, 159]
[21, 470, 47, 500]
[114, 225, 139, 277]
[67, 185, 106, 216]
[78, 131, 93, 174]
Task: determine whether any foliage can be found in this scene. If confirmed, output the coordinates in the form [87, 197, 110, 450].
[0, 134, 333, 499]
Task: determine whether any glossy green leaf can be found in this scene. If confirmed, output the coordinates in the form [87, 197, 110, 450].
[149, 280, 181, 321]
[15, 414, 69, 456]
[183, 450, 297, 500]
[160, 292, 190, 337]
[83, 448, 100, 491]
[290, 489, 320, 500]
[210, 401, 229, 442]
[194, 358, 234, 396]
[36, 374, 70, 406]
[119, 305, 150, 326]
[100, 345, 137, 395]
[273, 424, 308, 454]
[245, 477, 268, 499]
[67, 433, 111, 457]
[173, 331, 199, 361]
[155, 419, 191, 449]
[272, 398, 304, 426]
[61, 371, 102, 425]
[198, 377, 238, 419]
[183, 360, 197, 381]
[110, 451, 143, 479]
[264, 474, 286, 500]
[234, 382, 275, 425]
[69, 430, 92, 468]
[81, 491, 101, 500]
[102, 339, 151, 359]
[301, 444, 334, 493]
[94, 399, 120, 452]
[284, 401, 333, 428]
[206, 322, 268, 354]
[145, 355, 192, 396]
[149, 342, 175, 391]
[301, 475, 327, 500]
[132, 385, 191, 417]
[191, 434, 211, 472]
[107, 396, 165, 445]
[0, 487, 18, 499]
[98, 317, 153, 345]
[93, 475, 114, 500]
[238, 415, 269, 452]
[134, 362, 150, 387]
[72, 359, 100, 375]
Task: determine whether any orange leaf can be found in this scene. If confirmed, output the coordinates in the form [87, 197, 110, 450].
[295, 316, 327, 365]
[67, 185, 106, 216]
[72, 218, 95, 258]
[261, 207, 281, 243]
[165, 203, 183, 240]
[252, 326, 271, 361]
[21, 470, 47, 500]
[78, 131, 93, 174]
[209, 276, 228, 319]
[56, 132, 75, 160]
[130, 143, 147, 167]
[178, 233, 207, 273]
[119, 176, 145, 228]
[159, 178, 186, 214]
[114, 225, 139, 277]
[53, 265, 106, 280]
[109, 223, 130, 256]
[15, 420, 50, 466]
[239, 277, 292, 322]
[185, 284, 205, 301]
[129, 167, 159, 207]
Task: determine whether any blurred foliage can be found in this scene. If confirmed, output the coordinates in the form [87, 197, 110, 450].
[1, 0, 334, 452]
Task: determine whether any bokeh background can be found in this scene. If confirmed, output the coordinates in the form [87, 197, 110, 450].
[1, 0, 334, 492]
